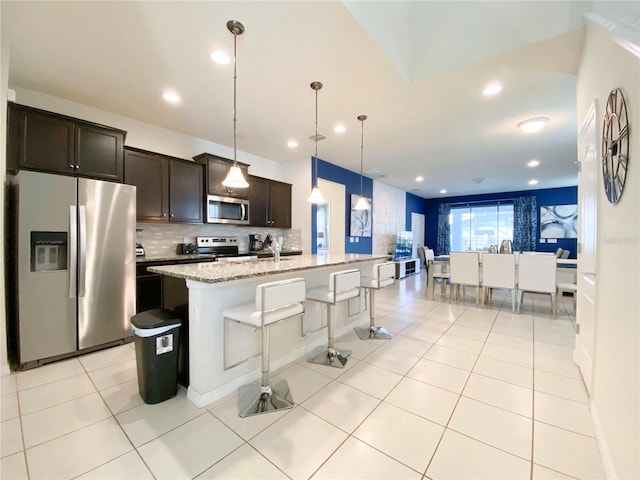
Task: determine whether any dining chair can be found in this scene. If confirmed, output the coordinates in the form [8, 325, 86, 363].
[425, 249, 449, 298]
[481, 253, 517, 312]
[449, 251, 481, 305]
[417, 246, 426, 268]
[556, 281, 577, 314]
[517, 253, 557, 316]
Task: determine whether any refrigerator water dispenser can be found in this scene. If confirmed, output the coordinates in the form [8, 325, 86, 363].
[30, 231, 67, 272]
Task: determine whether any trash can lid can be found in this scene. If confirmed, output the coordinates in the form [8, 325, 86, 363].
[131, 308, 181, 329]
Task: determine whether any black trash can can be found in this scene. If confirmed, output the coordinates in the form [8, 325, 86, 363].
[131, 308, 181, 404]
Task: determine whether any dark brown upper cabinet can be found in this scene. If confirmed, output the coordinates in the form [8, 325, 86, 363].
[169, 159, 203, 223]
[124, 148, 169, 222]
[7, 103, 125, 182]
[193, 153, 249, 199]
[248, 175, 292, 228]
[124, 147, 203, 224]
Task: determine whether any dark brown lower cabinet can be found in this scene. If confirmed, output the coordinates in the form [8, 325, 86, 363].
[136, 258, 215, 387]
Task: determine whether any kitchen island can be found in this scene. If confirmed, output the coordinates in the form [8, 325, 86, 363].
[149, 253, 389, 407]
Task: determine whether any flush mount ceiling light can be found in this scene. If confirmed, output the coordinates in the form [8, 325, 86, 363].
[307, 81, 326, 204]
[440, 189, 447, 194]
[222, 20, 249, 189]
[334, 125, 346, 133]
[415, 176, 424, 182]
[528, 179, 539, 185]
[482, 83, 502, 96]
[518, 116, 549, 133]
[211, 50, 230, 64]
[527, 159, 540, 167]
[354, 114, 370, 211]
[287, 140, 298, 148]
[162, 92, 180, 103]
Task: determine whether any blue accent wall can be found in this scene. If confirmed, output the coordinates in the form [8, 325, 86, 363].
[424, 186, 578, 258]
[311, 157, 374, 254]
[406, 192, 428, 237]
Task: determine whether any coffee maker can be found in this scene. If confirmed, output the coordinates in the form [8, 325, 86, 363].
[249, 234, 263, 251]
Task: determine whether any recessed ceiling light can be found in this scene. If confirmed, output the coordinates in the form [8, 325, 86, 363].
[527, 159, 540, 167]
[211, 50, 230, 64]
[287, 140, 298, 148]
[528, 179, 539, 185]
[162, 92, 180, 104]
[334, 125, 346, 133]
[517, 117, 548, 133]
[416, 176, 424, 182]
[440, 189, 447, 194]
[483, 83, 502, 96]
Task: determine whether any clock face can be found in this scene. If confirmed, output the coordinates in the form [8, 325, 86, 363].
[601, 88, 629, 205]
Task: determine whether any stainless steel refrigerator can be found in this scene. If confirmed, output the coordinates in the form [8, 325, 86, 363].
[9, 170, 136, 368]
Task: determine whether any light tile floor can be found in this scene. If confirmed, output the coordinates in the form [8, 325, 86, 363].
[1, 271, 605, 479]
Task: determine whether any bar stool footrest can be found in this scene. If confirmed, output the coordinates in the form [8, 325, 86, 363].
[354, 325, 392, 340]
[308, 346, 352, 368]
[238, 379, 294, 418]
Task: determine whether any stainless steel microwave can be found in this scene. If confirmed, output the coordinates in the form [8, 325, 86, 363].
[206, 195, 250, 224]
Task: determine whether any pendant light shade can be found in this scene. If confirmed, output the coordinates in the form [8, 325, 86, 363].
[222, 20, 249, 189]
[222, 165, 248, 188]
[307, 81, 326, 204]
[354, 114, 370, 210]
[354, 195, 370, 210]
[307, 186, 325, 204]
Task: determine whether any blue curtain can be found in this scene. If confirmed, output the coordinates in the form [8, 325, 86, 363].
[513, 196, 537, 252]
[436, 203, 451, 255]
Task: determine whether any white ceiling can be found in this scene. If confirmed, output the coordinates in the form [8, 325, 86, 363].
[2, 1, 591, 198]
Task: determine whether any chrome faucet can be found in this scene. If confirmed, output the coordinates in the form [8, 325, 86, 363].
[269, 240, 280, 263]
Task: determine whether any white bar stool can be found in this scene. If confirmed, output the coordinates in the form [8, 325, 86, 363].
[355, 262, 395, 340]
[223, 277, 305, 417]
[305, 269, 360, 368]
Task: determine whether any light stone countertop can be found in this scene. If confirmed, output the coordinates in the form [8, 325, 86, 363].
[148, 253, 391, 284]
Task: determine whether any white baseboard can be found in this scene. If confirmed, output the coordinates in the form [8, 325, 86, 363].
[0, 363, 11, 376]
[590, 399, 618, 479]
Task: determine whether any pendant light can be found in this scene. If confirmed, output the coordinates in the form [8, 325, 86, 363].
[307, 81, 326, 204]
[222, 20, 249, 189]
[354, 114, 370, 210]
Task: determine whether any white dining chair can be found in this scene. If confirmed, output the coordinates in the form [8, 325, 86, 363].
[425, 249, 449, 298]
[556, 281, 577, 314]
[449, 251, 481, 305]
[517, 253, 557, 316]
[481, 253, 517, 312]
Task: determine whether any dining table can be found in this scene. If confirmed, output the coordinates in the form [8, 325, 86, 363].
[427, 254, 577, 288]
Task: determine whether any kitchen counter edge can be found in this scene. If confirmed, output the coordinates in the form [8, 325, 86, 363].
[147, 254, 391, 284]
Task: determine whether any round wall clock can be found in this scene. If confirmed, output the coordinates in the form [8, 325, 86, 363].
[601, 88, 630, 205]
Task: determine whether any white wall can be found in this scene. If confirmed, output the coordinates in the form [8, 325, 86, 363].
[1, 39, 10, 375]
[287, 157, 313, 254]
[576, 19, 640, 479]
[372, 180, 406, 255]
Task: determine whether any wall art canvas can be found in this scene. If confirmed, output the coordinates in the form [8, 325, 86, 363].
[540, 204, 578, 239]
[350, 194, 372, 237]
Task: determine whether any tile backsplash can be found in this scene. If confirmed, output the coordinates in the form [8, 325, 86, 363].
[136, 222, 301, 256]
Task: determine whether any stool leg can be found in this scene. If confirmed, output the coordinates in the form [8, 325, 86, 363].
[238, 325, 294, 417]
[308, 304, 352, 368]
[354, 288, 391, 340]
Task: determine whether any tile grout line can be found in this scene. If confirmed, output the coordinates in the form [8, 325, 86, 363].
[81, 351, 158, 480]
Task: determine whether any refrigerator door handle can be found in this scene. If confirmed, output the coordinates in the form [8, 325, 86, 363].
[69, 206, 77, 299]
[78, 205, 87, 298]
